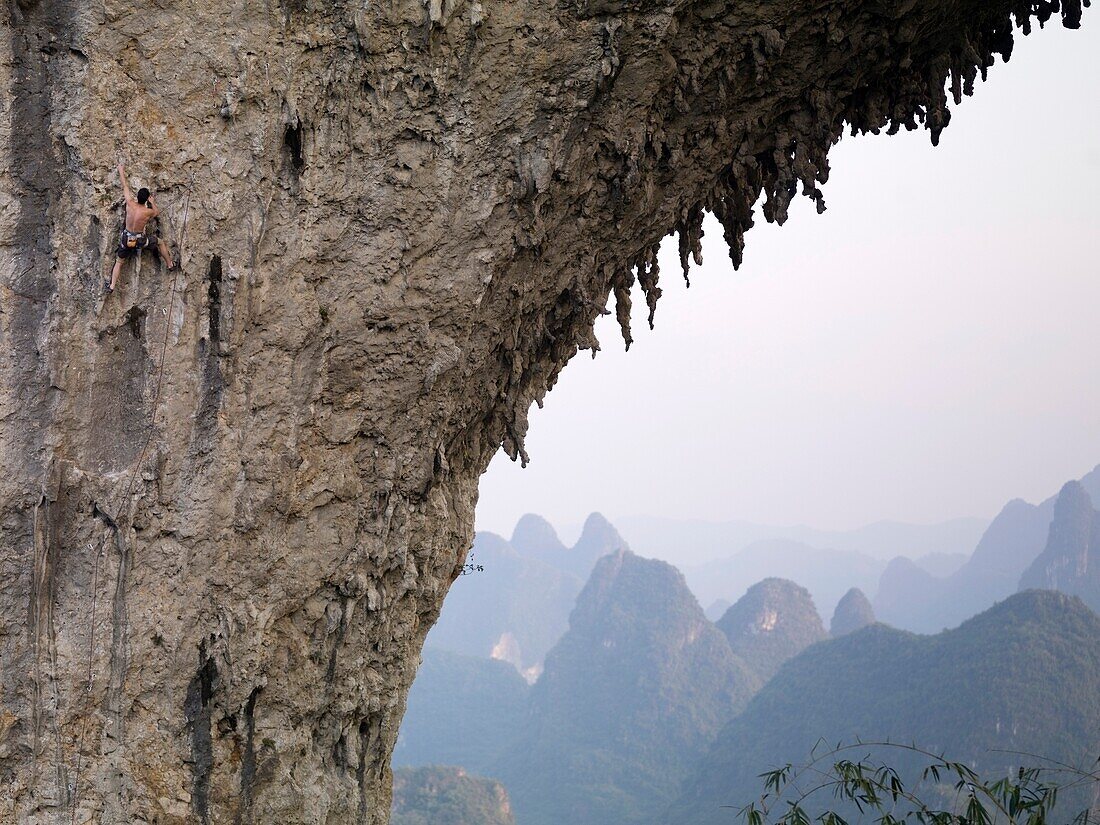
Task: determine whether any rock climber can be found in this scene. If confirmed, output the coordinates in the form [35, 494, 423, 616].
[106, 162, 176, 293]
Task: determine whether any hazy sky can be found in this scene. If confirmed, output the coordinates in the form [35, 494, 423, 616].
[477, 21, 1100, 538]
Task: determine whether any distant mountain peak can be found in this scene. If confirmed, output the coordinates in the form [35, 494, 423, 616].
[830, 587, 875, 637]
[571, 513, 629, 578]
[705, 598, 733, 622]
[571, 548, 681, 629]
[427, 528, 583, 672]
[498, 548, 760, 825]
[1079, 464, 1100, 502]
[510, 512, 629, 581]
[510, 513, 566, 556]
[1018, 481, 1099, 612]
[717, 578, 827, 681]
[577, 511, 620, 545]
[581, 510, 613, 531]
[1054, 479, 1091, 512]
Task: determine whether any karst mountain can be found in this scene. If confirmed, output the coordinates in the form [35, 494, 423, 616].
[495, 549, 760, 825]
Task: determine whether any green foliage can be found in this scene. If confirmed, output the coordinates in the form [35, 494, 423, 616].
[494, 551, 761, 825]
[738, 742, 1099, 825]
[716, 578, 828, 681]
[392, 650, 529, 775]
[391, 766, 515, 825]
[668, 591, 1100, 824]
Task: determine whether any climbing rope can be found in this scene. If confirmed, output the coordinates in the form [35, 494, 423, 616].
[30, 500, 68, 807]
[69, 177, 193, 825]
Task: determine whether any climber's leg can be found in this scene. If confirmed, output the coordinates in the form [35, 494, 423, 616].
[107, 255, 123, 292]
[157, 237, 176, 270]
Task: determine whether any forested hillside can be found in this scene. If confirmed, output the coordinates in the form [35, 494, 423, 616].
[391, 767, 515, 825]
[669, 591, 1100, 824]
[715, 578, 827, 681]
[393, 650, 528, 775]
[495, 550, 760, 825]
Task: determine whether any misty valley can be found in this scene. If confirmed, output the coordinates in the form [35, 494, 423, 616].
[392, 467, 1100, 824]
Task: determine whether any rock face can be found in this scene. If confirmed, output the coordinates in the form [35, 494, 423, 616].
[495, 550, 759, 825]
[1019, 482, 1100, 612]
[830, 587, 875, 637]
[0, 2, 1086, 823]
[716, 578, 827, 681]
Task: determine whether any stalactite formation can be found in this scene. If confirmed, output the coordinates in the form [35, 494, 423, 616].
[598, 0, 1092, 364]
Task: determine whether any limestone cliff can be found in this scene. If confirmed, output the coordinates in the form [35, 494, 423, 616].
[1019, 481, 1100, 612]
[0, 1, 1087, 823]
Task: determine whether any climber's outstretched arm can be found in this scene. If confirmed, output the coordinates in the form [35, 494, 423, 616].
[118, 162, 134, 204]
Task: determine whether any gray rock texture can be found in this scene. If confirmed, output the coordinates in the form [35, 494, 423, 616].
[0, 1, 1086, 823]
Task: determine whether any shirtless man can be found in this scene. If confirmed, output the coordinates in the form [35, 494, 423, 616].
[106, 162, 176, 292]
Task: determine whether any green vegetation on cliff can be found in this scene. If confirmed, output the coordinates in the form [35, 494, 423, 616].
[716, 578, 827, 681]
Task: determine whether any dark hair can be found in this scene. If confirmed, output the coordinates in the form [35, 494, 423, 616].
[137, 188, 150, 205]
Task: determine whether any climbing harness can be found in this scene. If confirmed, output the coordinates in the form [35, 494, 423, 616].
[115, 226, 157, 262]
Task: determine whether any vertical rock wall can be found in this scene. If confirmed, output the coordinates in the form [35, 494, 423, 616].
[0, 0, 1086, 822]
